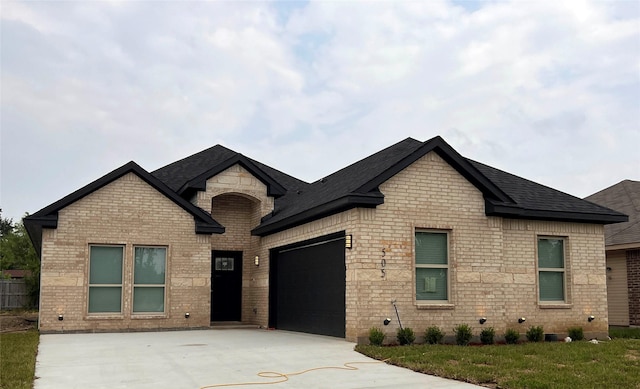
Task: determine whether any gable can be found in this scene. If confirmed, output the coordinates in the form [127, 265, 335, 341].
[253, 136, 627, 236]
[25, 161, 224, 256]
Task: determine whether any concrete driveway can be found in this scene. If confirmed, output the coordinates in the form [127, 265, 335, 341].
[35, 329, 484, 389]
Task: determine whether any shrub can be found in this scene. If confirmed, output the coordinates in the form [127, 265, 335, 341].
[526, 326, 544, 342]
[425, 326, 445, 344]
[368, 327, 385, 346]
[397, 327, 415, 345]
[454, 324, 473, 346]
[505, 328, 520, 344]
[568, 327, 584, 341]
[480, 327, 495, 345]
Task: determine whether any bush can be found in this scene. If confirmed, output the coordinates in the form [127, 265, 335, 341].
[568, 327, 584, 341]
[397, 327, 415, 345]
[368, 327, 385, 346]
[505, 328, 520, 344]
[480, 327, 495, 345]
[526, 326, 544, 342]
[424, 326, 445, 344]
[454, 324, 473, 346]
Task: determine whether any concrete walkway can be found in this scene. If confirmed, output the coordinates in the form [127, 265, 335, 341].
[35, 329, 484, 389]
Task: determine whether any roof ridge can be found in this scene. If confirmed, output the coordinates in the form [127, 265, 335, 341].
[622, 180, 640, 212]
[313, 137, 422, 183]
[606, 218, 640, 241]
[152, 144, 237, 174]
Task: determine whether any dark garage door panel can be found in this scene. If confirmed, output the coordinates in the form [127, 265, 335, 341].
[276, 238, 345, 338]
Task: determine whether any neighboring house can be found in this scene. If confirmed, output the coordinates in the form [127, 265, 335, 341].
[586, 180, 640, 327]
[25, 136, 627, 342]
[1, 269, 30, 279]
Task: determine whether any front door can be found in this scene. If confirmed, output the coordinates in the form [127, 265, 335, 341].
[211, 251, 243, 321]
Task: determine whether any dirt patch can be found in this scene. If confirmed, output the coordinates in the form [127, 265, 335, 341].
[625, 350, 638, 361]
[0, 311, 38, 333]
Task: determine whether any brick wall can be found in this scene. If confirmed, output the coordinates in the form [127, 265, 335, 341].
[40, 155, 610, 340]
[253, 152, 609, 342]
[39, 173, 211, 332]
[199, 164, 273, 324]
[628, 249, 640, 326]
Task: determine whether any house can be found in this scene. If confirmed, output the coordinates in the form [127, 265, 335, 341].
[25, 136, 627, 342]
[585, 180, 640, 327]
[1, 269, 30, 279]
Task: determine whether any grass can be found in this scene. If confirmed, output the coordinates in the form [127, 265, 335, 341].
[0, 330, 39, 389]
[356, 338, 640, 389]
[610, 326, 640, 339]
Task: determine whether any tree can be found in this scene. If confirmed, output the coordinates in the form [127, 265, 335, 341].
[0, 208, 14, 238]
[0, 213, 40, 307]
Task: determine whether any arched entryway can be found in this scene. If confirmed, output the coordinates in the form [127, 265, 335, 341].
[209, 193, 262, 323]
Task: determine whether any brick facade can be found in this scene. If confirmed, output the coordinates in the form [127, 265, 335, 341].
[38, 153, 610, 341]
[39, 173, 211, 332]
[252, 152, 609, 342]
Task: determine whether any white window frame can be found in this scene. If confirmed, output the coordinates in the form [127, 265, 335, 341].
[132, 245, 167, 314]
[537, 236, 567, 303]
[415, 230, 450, 303]
[87, 245, 124, 314]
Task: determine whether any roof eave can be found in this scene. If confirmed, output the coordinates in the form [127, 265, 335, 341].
[485, 200, 630, 224]
[356, 136, 513, 204]
[25, 162, 224, 251]
[178, 155, 287, 198]
[252, 192, 384, 236]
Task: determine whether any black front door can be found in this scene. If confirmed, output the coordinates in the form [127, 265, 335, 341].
[211, 251, 242, 321]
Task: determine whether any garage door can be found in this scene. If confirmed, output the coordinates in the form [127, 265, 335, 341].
[270, 233, 346, 338]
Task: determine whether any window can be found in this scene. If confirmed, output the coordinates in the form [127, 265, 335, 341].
[133, 247, 166, 313]
[415, 231, 449, 302]
[538, 237, 565, 302]
[88, 245, 124, 313]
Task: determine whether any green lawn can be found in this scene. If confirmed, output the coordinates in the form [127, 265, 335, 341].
[356, 338, 640, 389]
[610, 326, 640, 339]
[0, 330, 39, 389]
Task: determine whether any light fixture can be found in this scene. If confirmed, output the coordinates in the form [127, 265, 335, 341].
[479, 317, 487, 325]
[518, 317, 526, 324]
[345, 235, 352, 249]
[185, 312, 190, 319]
[383, 318, 391, 326]
[588, 315, 595, 322]
[254, 256, 260, 266]
[58, 314, 64, 321]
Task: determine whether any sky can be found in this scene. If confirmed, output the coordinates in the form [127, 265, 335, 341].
[1, 0, 639, 223]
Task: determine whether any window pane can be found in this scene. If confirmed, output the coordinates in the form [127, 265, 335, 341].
[539, 271, 564, 301]
[416, 232, 447, 265]
[133, 287, 165, 312]
[416, 268, 448, 300]
[134, 247, 166, 284]
[538, 239, 564, 268]
[89, 246, 123, 284]
[88, 286, 122, 313]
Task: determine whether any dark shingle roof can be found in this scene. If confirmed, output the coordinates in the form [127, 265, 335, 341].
[252, 136, 626, 235]
[585, 180, 640, 247]
[152, 145, 309, 198]
[26, 136, 630, 249]
[470, 160, 628, 221]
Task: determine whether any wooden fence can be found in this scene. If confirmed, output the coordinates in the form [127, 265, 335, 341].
[0, 279, 28, 309]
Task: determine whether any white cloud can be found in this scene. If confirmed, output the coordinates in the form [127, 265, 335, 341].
[1, 0, 638, 222]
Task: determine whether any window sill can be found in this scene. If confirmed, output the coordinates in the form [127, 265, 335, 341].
[85, 314, 124, 320]
[416, 303, 454, 310]
[538, 303, 572, 309]
[131, 314, 167, 319]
